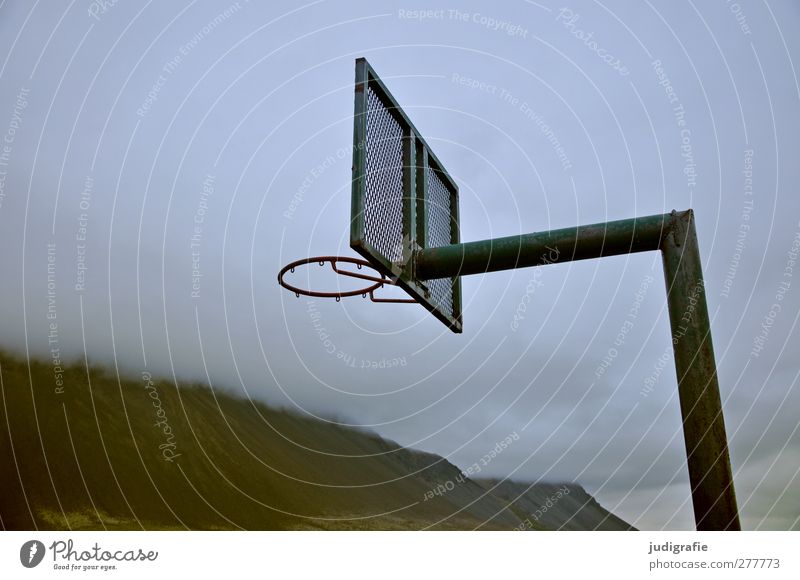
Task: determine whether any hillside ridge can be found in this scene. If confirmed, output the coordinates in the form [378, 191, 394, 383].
[0, 350, 633, 531]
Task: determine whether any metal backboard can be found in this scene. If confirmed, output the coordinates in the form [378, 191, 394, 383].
[350, 58, 462, 333]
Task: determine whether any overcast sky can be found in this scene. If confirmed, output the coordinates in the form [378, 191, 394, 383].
[1, 0, 798, 530]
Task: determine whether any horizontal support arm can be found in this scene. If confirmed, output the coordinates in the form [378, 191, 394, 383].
[415, 212, 672, 280]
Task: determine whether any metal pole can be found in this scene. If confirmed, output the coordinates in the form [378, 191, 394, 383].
[414, 209, 740, 530]
[661, 210, 740, 530]
[415, 213, 669, 280]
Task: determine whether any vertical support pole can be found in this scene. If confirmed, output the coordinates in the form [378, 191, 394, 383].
[661, 210, 740, 530]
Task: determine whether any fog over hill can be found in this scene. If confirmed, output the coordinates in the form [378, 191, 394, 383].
[0, 351, 631, 531]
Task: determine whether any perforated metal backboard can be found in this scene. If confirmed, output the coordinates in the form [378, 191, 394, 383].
[350, 58, 462, 333]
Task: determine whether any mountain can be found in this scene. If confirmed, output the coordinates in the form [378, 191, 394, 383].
[474, 479, 636, 531]
[0, 350, 633, 531]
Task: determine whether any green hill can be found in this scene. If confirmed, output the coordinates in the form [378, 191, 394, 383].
[475, 479, 635, 531]
[0, 350, 632, 531]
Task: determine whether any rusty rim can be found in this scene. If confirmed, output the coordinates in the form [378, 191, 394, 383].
[277, 256, 415, 303]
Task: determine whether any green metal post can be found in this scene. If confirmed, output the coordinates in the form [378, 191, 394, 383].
[661, 210, 740, 530]
[414, 209, 740, 530]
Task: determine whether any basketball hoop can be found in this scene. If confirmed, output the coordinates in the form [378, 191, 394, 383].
[273, 57, 742, 531]
[277, 256, 415, 303]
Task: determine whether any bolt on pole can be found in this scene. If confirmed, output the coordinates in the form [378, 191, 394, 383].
[414, 209, 740, 530]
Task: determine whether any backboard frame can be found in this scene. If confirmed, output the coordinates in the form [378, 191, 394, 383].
[350, 57, 463, 333]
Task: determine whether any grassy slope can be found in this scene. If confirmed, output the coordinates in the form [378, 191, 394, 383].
[0, 351, 631, 531]
[475, 479, 636, 531]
